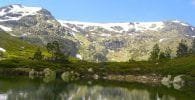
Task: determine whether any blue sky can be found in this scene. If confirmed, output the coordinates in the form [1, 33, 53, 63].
[0, 0, 195, 25]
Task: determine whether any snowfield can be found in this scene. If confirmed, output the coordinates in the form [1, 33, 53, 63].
[0, 25, 12, 31]
[0, 4, 42, 21]
[58, 20, 165, 33]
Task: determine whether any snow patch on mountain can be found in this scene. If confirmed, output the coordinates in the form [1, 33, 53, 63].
[192, 36, 195, 38]
[133, 22, 164, 32]
[76, 54, 82, 60]
[0, 4, 42, 21]
[100, 33, 111, 37]
[172, 20, 189, 26]
[58, 20, 165, 33]
[191, 27, 194, 31]
[159, 38, 168, 43]
[0, 25, 12, 31]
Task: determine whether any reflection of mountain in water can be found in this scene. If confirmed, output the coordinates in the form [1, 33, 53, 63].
[60, 85, 151, 100]
[0, 84, 176, 100]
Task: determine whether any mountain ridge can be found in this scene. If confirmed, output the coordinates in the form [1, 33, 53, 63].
[0, 4, 195, 62]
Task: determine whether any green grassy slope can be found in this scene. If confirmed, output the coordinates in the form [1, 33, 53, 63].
[0, 31, 49, 59]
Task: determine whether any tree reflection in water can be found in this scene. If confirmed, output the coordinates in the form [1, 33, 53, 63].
[0, 84, 176, 100]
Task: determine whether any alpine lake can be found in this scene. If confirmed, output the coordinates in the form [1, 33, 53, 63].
[0, 76, 194, 100]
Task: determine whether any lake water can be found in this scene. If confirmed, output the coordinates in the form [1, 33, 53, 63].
[0, 76, 194, 100]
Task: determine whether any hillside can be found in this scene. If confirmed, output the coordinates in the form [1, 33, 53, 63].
[0, 30, 48, 59]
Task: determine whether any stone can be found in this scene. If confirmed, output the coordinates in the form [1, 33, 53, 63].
[161, 75, 172, 88]
[29, 69, 35, 79]
[93, 74, 99, 80]
[43, 68, 56, 83]
[88, 68, 93, 72]
[61, 72, 70, 82]
[173, 75, 185, 90]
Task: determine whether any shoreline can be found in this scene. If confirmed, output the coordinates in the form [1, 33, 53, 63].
[0, 67, 176, 84]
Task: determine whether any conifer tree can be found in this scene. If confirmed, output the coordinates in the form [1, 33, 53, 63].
[176, 40, 189, 57]
[164, 47, 172, 59]
[150, 44, 160, 61]
[33, 48, 44, 60]
[46, 41, 69, 62]
[159, 52, 166, 60]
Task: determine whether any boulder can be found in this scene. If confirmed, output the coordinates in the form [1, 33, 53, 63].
[93, 74, 99, 80]
[173, 75, 185, 90]
[29, 69, 35, 79]
[88, 68, 93, 72]
[43, 68, 56, 83]
[61, 72, 70, 82]
[161, 75, 172, 88]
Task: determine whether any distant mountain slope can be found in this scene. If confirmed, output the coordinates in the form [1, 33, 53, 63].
[59, 20, 195, 61]
[0, 4, 195, 61]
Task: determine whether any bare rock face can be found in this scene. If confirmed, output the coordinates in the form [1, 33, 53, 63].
[1, 4, 195, 62]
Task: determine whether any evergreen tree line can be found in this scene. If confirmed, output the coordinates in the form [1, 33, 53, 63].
[149, 38, 195, 61]
[33, 41, 69, 63]
[32, 39, 195, 62]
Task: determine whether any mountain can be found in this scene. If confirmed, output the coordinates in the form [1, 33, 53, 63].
[58, 20, 195, 61]
[0, 4, 195, 62]
[0, 4, 78, 56]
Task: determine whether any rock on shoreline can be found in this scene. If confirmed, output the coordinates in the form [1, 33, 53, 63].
[161, 75, 185, 90]
[105, 74, 162, 84]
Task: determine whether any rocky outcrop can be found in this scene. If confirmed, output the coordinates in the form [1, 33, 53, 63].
[161, 75, 185, 90]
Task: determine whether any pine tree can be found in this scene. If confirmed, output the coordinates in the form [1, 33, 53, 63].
[164, 47, 172, 59]
[159, 52, 166, 60]
[46, 41, 69, 62]
[176, 40, 189, 57]
[33, 48, 44, 60]
[52, 41, 61, 60]
[46, 43, 54, 57]
[150, 44, 160, 61]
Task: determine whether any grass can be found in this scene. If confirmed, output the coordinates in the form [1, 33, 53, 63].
[0, 55, 195, 77]
[0, 31, 50, 59]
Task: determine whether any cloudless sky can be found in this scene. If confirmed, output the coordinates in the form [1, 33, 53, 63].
[0, 0, 195, 25]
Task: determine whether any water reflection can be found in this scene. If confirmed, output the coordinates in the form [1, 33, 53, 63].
[0, 84, 176, 100]
[59, 85, 151, 100]
[0, 77, 193, 100]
